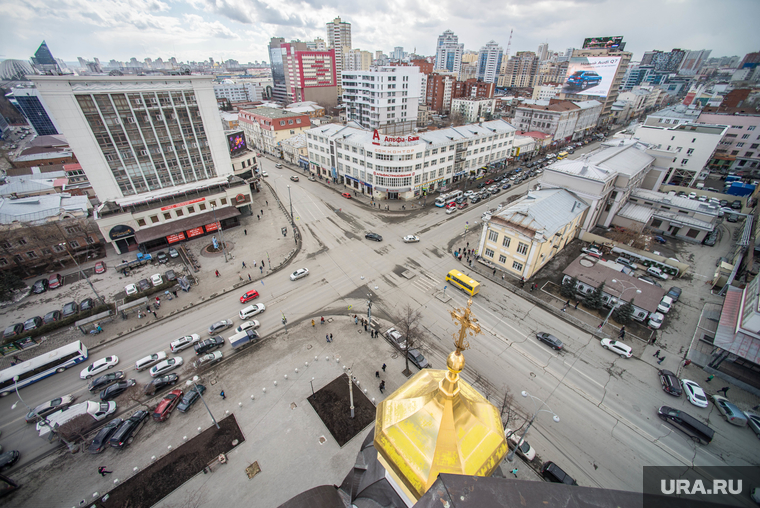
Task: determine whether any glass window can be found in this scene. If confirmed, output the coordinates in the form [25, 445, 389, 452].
[502, 237, 511, 248]
[517, 242, 528, 255]
[488, 231, 498, 242]
[485, 248, 494, 258]
[498, 255, 506, 263]
[512, 261, 523, 271]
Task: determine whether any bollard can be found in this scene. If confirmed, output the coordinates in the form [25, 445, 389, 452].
[273, 380, 277, 386]
[284, 374, 288, 380]
[251, 395, 255, 400]
[262, 387, 266, 393]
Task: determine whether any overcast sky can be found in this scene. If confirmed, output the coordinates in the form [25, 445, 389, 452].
[1, 0, 758, 65]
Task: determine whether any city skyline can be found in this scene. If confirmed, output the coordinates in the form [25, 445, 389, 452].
[1, 0, 758, 66]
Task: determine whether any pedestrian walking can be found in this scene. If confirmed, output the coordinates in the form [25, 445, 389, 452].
[511, 468, 518, 478]
[311, 319, 315, 327]
[493, 269, 496, 276]
[261, 209, 264, 216]
[257, 215, 260, 220]
[379, 381, 385, 393]
[520, 277, 525, 288]
[364, 323, 368, 332]
[321, 316, 325, 325]
[329, 333, 333, 342]
[239, 275, 243, 281]
[266, 201, 268, 206]
[651, 336, 657, 346]
[657, 356, 665, 365]
[98, 467, 112, 477]
[172, 290, 178, 298]
[355, 316, 358, 325]
[467, 242, 469, 248]
[242, 261, 246, 268]
[619, 326, 625, 338]
[653, 349, 661, 358]
[260, 266, 263, 274]
[502, 274, 505, 280]
[215, 270, 220, 277]
[530, 284, 534, 292]
[534, 283, 538, 291]
[562, 304, 567, 312]
[262, 260, 265, 268]
[253, 260, 257, 267]
[248, 273, 252, 281]
[220, 390, 226, 400]
[718, 386, 730, 397]
[575, 301, 579, 309]
[705, 375, 714, 383]
[244, 229, 247, 235]
[326, 334, 330, 343]
[376, 371, 380, 378]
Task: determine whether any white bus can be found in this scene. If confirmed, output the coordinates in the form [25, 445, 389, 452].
[434, 190, 464, 207]
[0, 341, 89, 397]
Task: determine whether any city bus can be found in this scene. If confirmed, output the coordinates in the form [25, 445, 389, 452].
[435, 190, 464, 208]
[446, 269, 481, 296]
[557, 151, 569, 160]
[0, 341, 89, 397]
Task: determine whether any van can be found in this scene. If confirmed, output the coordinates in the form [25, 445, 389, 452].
[541, 461, 578, 485]
[228, 329, 259, 349]
[557, 151, 569, 160]
[658, 406, 714, 444]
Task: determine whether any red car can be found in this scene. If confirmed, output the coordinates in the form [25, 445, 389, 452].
[153, 389, 183, 422]
[48, 273, 63, 289]
[446, 202, 457, 209]
[240, 290, 260, 303]
[94, 262, 107, 274]
[457, 202, 469, 210]
[341, 192, 351, 199]
[485, 179, 494, 185]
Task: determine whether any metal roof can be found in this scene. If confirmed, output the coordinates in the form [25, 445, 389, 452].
[492, 189, 588, 239]
[714, 286, 760, 364]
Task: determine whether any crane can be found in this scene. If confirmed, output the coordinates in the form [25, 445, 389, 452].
[505, 29, 513, 58]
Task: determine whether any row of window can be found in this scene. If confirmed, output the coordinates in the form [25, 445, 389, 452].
[135, 197, 229, 227]
[0, 238, 95, 265]
[1, 226, 85, 248]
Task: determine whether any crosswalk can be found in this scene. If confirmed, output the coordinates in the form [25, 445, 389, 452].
[411, 272, 439, 293]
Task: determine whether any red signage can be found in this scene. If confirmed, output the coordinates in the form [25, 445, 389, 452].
[160, 197, 205, 212]
[166, 232, 186, 244]
[205, 222, 219, 232]
[372, 129, 420, 146]
[186, 227, 204, 238]
[372, 129, 381, 145]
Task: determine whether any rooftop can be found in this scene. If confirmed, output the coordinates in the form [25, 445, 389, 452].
[648, 105, 701, 121]
[491, 189, 588, 239]
[0, 193, 90, 224]
[241, 107, 306, 120]
[630, 188, 720, 216]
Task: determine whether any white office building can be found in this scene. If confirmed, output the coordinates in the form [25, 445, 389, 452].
[214, 82, 264, 103]
[435, 30, 464, 76]
[451, 98, 497, 124]
[476, 41, 503, 84]
[306, 119, 516, 200]
[342, 66, 422, 135]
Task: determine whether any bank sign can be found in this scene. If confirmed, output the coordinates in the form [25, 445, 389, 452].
[372, 129, 419, 146]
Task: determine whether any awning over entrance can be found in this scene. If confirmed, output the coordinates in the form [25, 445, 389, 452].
[134, 206, 241, 243]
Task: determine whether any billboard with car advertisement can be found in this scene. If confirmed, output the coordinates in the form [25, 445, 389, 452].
[561, 57, 622, 97]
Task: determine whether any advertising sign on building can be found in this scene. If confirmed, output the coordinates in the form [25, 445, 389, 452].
[561, 57, 622, 98]
[186, 227, 204, 238]
[582, 36, 623, 50]
[166, 232, 186, 244]
[227, 130, 248, 157]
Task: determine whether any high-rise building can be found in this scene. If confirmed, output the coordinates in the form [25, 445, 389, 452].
[391, 47, 405, 61]
[678, 49, 711, 75]
[281, 42, 338, 107]
[30, 41, 60, 74]
[537, 43, 549, 61]
[326, 17, 352, 94]
[641, 49, 685, 72]
[476, 41, 503, 84]
[307, 38, 327, 50]
[7, 84, 60, 136]
[434, 30, 464, 76]
[342, 65, 422, 134]
[214, 82, 264, 103]
[497, 51, 539, 88]
[268, 37, 288, 104]
[345, 49, 373, 71]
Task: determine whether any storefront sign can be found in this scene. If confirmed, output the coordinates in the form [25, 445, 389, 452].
[205, 222, 219, 232]
[166, 232, 186, 244]
[186, 227, 204, 238]
[161, 197, 205, 212]
[372, 129, 420, 146]
[108, 224, 136, 241]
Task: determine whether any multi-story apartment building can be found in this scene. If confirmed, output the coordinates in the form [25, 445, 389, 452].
[426, 75, 495, 114]
[7, 84, 60, 136]
[306, 119, 515, 199]
[532, 84, 563, 101]
[698, 103, 760, 173]
[30, 75, 250, 255]
[678, 49, 711, 75]
[451, 98, 497, 123]
[534, 60, 569, 87]
[497, 52, 538, 89]
[342, 66, 421, 135]
[537, 43, 549, 62]
[476, 41, 503, 84]
[513, 100, 602, 142]
[345, 49, 373, 71]
[326, 17, 352, 94]
[434, 30, 464, 76]
[213, 82, 264, 103]
[238, 108, 311, 156]
[281, 42, 338, 107]
[641, 49, 686, 72]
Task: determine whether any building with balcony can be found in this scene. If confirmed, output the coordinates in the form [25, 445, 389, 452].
[434, 30, 464, 76]
[476, 41, 503, 84]
[238, 107, 311, 156]
[450, 98, 497, 123]
[697, 102, 760, 174]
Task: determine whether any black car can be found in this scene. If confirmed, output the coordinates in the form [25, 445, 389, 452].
[365, 232, 383, 242]
[666, 287, 682, 302]
[143, 373, 179, 395]
[138, 279, 151, 291]
[177, 384, 206, 412]
[2, 323, 24, 340]
[731, 200, 742, 210]
[32, 278, 49, 294]
[88, 371, 126, 392]
[726, 213, 739, 223]
[156, 251, 168, 264]
[455, 197, 465, 204]
[0, 451, 20, 471]
[110, 410, 148, 449]
[477, 182, 486, 188]
[719, 200, 728, 207]
[470, 197, 480, 204]
[23, 316, 42, 331]
[100, 379, 136, 401]
[62, 301, 79, 317]
[194, 336, 224, 355]
[43, 310, 62, 324]
[536, 332, 563, 350]
[702, 232, 718, 246]
[88, 418, 123, 454]
[79, 298, 94, 312]
[658, 369, 682, 397]
[165, 269, 177, 281]
[502, 183, 511, 190]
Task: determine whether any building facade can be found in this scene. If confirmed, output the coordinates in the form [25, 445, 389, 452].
[450, 98, 496, 123]
[513, 100, 601, 142]
[497, 52, 538, 89]
[326, 17, 352, 94]
[8, 84, 60, 136]
[476, 41, 503, 84]
[434, 30, 464, 76]
[238, 107, 311, 156]
[213, 82, 264, 103]
[697, 106, 760, 173]
[306, 119, 515, 199]
[268, 37, 288, 104]
[281, 43, 338, 108]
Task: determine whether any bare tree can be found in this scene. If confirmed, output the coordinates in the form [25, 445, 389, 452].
[607, 224, 648, 251]
[449, 111, 466, 127]
[124, 381, 153, 410]
[56, 414, 93, 450]
[393, 304, 424, 376]
[497, 386, 521, 430]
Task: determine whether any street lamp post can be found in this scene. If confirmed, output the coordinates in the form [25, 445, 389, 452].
[366, 293, 373, 324]
[600, 279, 642, 330]
[507, 390, 559, 462]
[210, 204, 228, 263]
[186, 376, 220, 430]
[58, 242, 102, 302]
[287, 185, 296, 244]
[12, 376, 78, 452]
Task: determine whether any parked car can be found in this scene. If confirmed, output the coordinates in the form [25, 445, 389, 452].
[149, 357, 184, 377]
[582, 246, 603, 258]
[138, 279, 151, 291]
[156, 251, 168, 264]
[711, 395, 748, 427]
[365, 232, 383, 242]
[657, 296, 673, 314]
[135, 351, 167, 371]
[615, 257, 638, 270]
[80, 356, 119, 379]
[235, 320, 260, 333]
[151, 273, 163, 286]
[43, 310, 62, 324]
[731, 200, 742, 210]
[143, 374, 179, 395]
[2, 323, 23, 339]
[194, 336, 224, 355]
[88, 371, 125, 392]
[638, 276, 662, 288]
[193, 351, 223, 368]
[666, 287, 682, 302]
[658, 370, 682, 397]
[341, 192, 351, 199]
[32, 278, 49, 294]
[25, 395, 76, 423]
[153, 389, 183, 422]
[62, 301, 79, 317]
[290, 176, 299, 182]
[653, 235, 667, 244]
[648, 312, 664, 329]
[505, 428, 536, 461]
[457, 201, 469, 209]
[177, 384, 206, 412]
[168, 247, 179, 258]
[703, 232, 718, 246]
[239, 304, 265, 320]
[110, 410, 149, 449]
[0, 451, 20, 471]
[407, 348, 429, 369]
[125, 284, 138, 296]
[402, 235, 420, 243]
[541, 461, 578, 485]
[536, 332, 563, 350]
[240, 289, 260, 303]
[100, 379, 136, 401]
[681, 379, 708, 408]
[746, 412, 760, 439]
[165, 269, 177, 281]
[88, 418, 123, 454]
[23, 316, 42, 331]
[290, 268, 309, 281]
[170, 334, 201, 353]
[646, 266, 668, 280]
[727, 213, 740, 223]
[79, 298, 94, 313]
[48, 273, 63, 289]
[600, 339, 632, 358]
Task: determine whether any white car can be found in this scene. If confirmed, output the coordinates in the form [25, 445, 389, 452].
[239, 304, 266, 320]
[403, 235, 420, 243]
[149, 357, 184, 377]
[235, 320, 260, 333]
[193, 351, 223, 369]
[135, 351, 167, 371]
[446, 207, 457, 215]
[600, 339, 632, 358]
[290, 268, 309, 281]
[648, 312, 664, 329]
[208, 320, 234, 335]
[688, 192, 697, 199]
[170, 334, 201, 353]
[505, 428, 536, 461]
[657, 296, 673, 314]
[647, 266, 668, 280]
[261, 171, 268, 177]
[682, 379, 709, 408]
[150, 273, 163, 286]
[582, 246, 603, 258]
[125, 284, 138, 296]
[80, 356, 120, 379]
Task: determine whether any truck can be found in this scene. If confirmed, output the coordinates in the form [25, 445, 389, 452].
[115, 252, 153, 273]
[228, 329, 260, 349]
[724, 182, 755, 197]
[37, 401, 117, 438]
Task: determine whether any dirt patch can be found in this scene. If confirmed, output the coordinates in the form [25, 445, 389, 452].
[100, 413, 244, 508]
[307, 373, 375, 447]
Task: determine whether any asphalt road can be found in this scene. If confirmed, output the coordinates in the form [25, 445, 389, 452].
[2, 153, 758, 496]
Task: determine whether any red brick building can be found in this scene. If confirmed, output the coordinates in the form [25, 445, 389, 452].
[426, 74, 495, 114]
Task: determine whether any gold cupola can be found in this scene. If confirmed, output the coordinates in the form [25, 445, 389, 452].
[373, 298, 508, 502]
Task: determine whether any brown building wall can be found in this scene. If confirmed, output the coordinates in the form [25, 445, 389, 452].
[302, 86, 339, 109]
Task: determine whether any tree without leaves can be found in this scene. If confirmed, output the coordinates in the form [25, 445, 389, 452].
[583, 281, 605, 310]
[0, 271, 26, 302]
[55, 414, 93, 450]
[497, 386, 521, 430]
[612, 298, 635, 325]
[607, 224, 648, 250]
[559, 276, 578, 299]
[393, 303, 424, 376]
